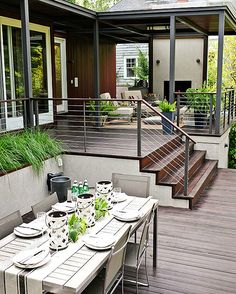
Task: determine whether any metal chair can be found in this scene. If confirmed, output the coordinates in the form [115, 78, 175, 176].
[112, 173, 151, 198]
[124, 204, 156, 293]
[83, 225, 131, 294]
[31, 193, 58, 218]
[0, 210, 23, 239]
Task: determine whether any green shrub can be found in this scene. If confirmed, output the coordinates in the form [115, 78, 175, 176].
[159, 100, 176, 112]
[0, 129, 63, 174]
[229, 122, 236, 168]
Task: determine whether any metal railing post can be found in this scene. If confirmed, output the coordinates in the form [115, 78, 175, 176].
[83, 101, 87, 152]
[137, 100, 142, 157]
[34, 99, 39, 128]
[209, 94, 213, 134]
[176, 94, 180, 127]
[184, 137, 190, 196]
[228, 90, 231, 125]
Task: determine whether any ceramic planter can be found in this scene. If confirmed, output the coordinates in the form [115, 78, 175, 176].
[77, 193, 96, 227]
[96, 180, 114, 209]
[46, 210, 69, 250]
[161, 112, 175, 135]
[50, 176, 71, 203]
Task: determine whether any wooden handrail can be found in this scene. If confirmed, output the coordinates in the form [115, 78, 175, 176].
[141, 99, 196, 144]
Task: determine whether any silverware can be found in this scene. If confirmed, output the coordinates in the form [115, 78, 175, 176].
[19, 225, 42, 232]
[18, 249, 45, 265]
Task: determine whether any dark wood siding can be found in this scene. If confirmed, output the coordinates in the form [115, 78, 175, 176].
[67, 35, 116, 101]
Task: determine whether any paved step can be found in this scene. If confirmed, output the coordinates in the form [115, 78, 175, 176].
[158, 150, 206, 195]
[142, 142, 194, 182]
[174, 160, 218, 209]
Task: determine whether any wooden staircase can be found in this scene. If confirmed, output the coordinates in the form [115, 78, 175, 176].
[140, 137, 218, 209]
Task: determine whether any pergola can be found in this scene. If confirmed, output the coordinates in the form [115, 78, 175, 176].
[1, 0, 236, 134]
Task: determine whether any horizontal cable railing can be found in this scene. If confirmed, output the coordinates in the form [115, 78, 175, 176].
[175, 88, 236, 135]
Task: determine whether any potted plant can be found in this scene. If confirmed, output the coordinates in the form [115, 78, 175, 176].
[134, 49, 149, 88]
[186, 84, 215, 128]
[159, 100, 176, 134]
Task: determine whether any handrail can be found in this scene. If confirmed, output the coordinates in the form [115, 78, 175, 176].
[142, 99, 196, 144]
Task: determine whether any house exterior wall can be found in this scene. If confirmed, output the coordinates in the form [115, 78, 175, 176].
[153, 38, 204, 98]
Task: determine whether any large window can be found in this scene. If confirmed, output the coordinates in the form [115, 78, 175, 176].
[124, 57, 137, 78]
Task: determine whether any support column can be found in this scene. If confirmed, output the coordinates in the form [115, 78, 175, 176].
[203, 35, 208, 83]
[0, 38, 6, 131]
[169, 16, 176, 103]
[20, 0, 34, 127]
[215, 12, 225, 134]
[148, 35, 154, 93]
[93, 19, 100, 98]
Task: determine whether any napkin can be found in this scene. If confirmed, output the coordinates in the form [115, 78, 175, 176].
[14, 223, 46, 235]
[52, 202, 75, 212]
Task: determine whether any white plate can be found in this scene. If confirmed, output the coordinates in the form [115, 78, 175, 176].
[113, 193, 128, 203]
[52, 202, 75, 213]
[83, 234, 116, 250]
[14, 224, 47, 238]
[13, 248, 51, 269]
[112, 210, 141, 222]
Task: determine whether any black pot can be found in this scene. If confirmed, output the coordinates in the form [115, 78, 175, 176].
[50, 176, 71, 203]
[161, 112, 175, 135]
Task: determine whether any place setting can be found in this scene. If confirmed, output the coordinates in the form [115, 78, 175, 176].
[112, 187, 128, 203]
[83, 233, 116, 251]
[12, 247, 51, 269]
[112, 209, 143, 222]
[14, 222, 47, 238]
[51, 201, 75, 214]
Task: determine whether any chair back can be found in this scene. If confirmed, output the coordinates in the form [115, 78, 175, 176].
[100, 92, 111, 100]
[104, 225, 131, 293]
[32, 193, 58, 218]
[123, 90, 142, 100]
[112, 173, 150, 198]
[0, 210, 23, 239]
[137, 204, 156, 260]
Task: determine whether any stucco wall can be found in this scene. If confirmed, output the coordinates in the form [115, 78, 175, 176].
[153, 38, 204, 98]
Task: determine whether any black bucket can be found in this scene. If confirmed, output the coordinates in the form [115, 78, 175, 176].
[50, 176, 71, 203]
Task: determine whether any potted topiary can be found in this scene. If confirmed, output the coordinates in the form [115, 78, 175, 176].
[134, 49, 149, 88]
[159, 100, 176, 134]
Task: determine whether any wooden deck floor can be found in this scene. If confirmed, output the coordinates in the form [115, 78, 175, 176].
[120, 168, 236, 294]
[22, 168, 236, 294]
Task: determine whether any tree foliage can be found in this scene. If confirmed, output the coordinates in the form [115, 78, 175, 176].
[66, 0, 120, 11]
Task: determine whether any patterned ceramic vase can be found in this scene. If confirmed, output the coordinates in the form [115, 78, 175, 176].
[96, 180, 114, 210]
[77, 193, 96, 227]
[46, 211, 69, 250]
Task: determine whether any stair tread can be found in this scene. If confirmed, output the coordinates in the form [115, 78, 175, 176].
[159, 150, 206, 185]
[143, 142, 194, 172]
[174, 160, 218, 200]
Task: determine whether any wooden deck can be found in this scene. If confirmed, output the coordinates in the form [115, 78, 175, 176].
[120, 168, 236, 294]
[22, 168, 236, 294]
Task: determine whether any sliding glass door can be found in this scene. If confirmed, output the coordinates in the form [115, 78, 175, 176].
[0, 17, 53, 131]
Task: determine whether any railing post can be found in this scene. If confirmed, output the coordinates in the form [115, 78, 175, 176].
[223, 92, 226, 129]
[176, 94, 180, 127]
[184, 137, 190, 196]
[209, 94, 213, 134]
[34, 99, 39, 128]
[83, 101, 87, 152]
[228, 90, 231, 125]
[137, 100, 142, 157]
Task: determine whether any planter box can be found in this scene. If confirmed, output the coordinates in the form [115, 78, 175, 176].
[0, 158, 62, 219]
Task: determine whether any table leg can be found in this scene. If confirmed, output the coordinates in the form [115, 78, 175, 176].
[153, 206, 158, 268]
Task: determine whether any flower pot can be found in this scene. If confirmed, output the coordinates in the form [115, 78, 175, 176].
[77, 193, 95, 227]
[96, 181, 114, 209]
[46, 210, 68, 250]
[161, 112, 175, 135]
[50, 176, 71, 203]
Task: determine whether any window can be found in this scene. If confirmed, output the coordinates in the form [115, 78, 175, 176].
[124, 57, 137, 78]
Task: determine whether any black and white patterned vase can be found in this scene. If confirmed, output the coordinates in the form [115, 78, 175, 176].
[77, 193, 96, 227]
[96, 181, 114, 209]
[46, 211, 69, 250]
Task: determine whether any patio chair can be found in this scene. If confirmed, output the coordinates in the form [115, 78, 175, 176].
[112, 173, 151, 198]
[0, 210, 23, 239]
[31, 193, 58, 218]
[124, 204, 156, 293]
[100, 93, 134, 124]
[83, 225, 132, 294]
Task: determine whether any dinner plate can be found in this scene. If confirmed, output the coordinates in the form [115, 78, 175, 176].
[13, 248, 51, 269]
[14, 223, 47, 238]
[112, 210, 141, 222]
[112, 193, 128, 203]
[83, 234, 116, 250]
[51, 202, 75, 214]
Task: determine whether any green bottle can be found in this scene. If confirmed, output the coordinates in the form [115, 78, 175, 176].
[78, 181, 84, 195]
[83, 179, 89, 193]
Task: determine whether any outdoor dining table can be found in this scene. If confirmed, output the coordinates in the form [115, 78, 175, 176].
[0, 196, 158, 294]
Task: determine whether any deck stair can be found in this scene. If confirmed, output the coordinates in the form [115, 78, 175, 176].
[140, 139, 218, 209]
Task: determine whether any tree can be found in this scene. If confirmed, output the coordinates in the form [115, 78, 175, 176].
[67, 0, 120, 11]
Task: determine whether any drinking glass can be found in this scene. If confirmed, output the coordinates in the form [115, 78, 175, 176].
[36, 211, 46, 220]
[113, 187, 121, 195]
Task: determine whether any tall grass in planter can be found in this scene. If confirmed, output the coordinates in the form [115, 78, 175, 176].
[0, 130, 63, 174]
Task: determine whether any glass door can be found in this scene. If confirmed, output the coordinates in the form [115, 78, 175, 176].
[0, 17, 53, 131]
[54, 37, 68, 113]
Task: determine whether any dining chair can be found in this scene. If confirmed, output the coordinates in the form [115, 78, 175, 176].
[83, 225, 132, 294]
[112, 173, 151, 198]
[124, 204, 156, 293]
[0, 210, 23, 239]
[31, 193, 58, 218]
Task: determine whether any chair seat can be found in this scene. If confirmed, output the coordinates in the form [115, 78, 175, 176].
[124, 242, 139, 268]
[83, 275, 104, 294]
[112, 107, 134, 116]
[143, 116, 162, 125]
